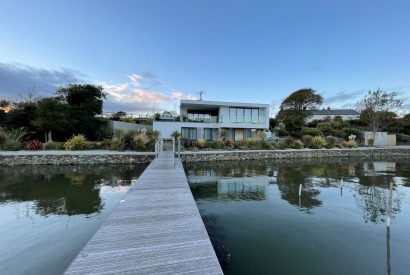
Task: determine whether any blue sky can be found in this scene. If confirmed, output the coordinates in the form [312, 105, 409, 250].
[0, 0, 409, 115]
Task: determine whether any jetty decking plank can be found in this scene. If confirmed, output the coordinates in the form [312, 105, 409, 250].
[65, 151, 222, 275]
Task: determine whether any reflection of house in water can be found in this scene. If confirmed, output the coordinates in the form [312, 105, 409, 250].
[363, 162, 396, 176]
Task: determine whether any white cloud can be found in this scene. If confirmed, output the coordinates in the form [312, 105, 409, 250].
[101, 73, 198, 113]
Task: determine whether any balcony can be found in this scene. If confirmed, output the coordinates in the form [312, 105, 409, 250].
[220, 116, 265, 124]
[186, 116, 218, 123]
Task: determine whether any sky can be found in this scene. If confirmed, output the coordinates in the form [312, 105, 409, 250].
[0, 0, 409, 115]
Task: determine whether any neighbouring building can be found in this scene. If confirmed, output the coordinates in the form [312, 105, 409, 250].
[153, 99, 270, 141]
[306, 108, 360, 123]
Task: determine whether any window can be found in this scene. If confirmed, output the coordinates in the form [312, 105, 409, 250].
[204, 128, 218, 141]
[229, 108, 260, 123]
[182, 127, 197, 140]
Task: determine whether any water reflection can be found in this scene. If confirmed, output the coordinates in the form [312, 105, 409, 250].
[186, 158, 410, 223]
[186, 158, 410, 275]
[0, 164, 146, 216]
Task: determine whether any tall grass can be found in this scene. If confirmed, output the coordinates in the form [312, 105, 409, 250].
[0, 128, 27, 150]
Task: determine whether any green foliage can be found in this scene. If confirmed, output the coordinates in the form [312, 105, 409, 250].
[276, 141, 288, 149]
[316, 122, 333, 136]
[301, 127, 323, 137]
[311, 136, 326, 149]
[367, 138, 375, 146]
[43, 141, 64, 150]
[3, 102, 39, 140]
[346, 140, 358, 148]
[292, 140, 304, 149]
[57, 84, 106, 139]
[302, 135, 314, 147]
[95, 124, 114, 141]
[325, 136, 337, 148]
[0, 128, 26, 150]
[146, 129, 160, 140]
[277, 88, 323, 136]
[64, 134, 88, 150]
[32, 97, 70, 141]
[171, 130, 182, 140]
[341, 128, 362, 140]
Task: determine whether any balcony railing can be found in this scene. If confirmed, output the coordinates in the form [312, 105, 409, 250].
[186, 116, 218, 123]
[220, 116, 265, 124]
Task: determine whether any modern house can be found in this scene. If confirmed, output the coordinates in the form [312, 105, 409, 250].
[153, 99, 270, 141]
[306, 108, 360, 122]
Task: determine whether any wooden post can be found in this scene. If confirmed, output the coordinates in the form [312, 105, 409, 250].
[387, 181, 393, 228]
[298, 184, 302, 196]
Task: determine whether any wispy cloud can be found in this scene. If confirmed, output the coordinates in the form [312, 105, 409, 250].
[0, 62, 85, 98]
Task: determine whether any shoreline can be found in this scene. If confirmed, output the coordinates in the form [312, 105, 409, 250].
[0, 146, 409, 166]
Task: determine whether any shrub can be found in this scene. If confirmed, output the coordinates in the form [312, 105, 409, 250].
[133, 133, 150, 150]
[145, 129, 160, 140]
[171, 130, 181, 140]
[203, 140, 225, 149]
[346, 140, 358, 148]
[0, 128, 26, 151]
[192, 140, 205, 149]
[339, 140, 348, 148]
[292, 140, 304, 149]
[317, 122, 333, 136]
[101, 139, 115, 149]
[311, 136, 326, 149]
[95, 125, 113, 141]
[342, 128, 362, 140]
[225, 139, 234, 148]
[325, 136, 337, 148]
[301, 127, 323, 137]
[284, 136, 294, 147]
[64, 134, 88, 150]
[302, 135, 314, 148]
[87, 141, 103, 150]
[43, 141, 64, 150]
[276, 141, 288, 149]
[25, 140, 43, 150]
[367, 138, 374, 146]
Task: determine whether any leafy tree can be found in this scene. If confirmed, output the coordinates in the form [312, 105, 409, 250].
[277, 88, 323, 136]
[358, 89, 402, 136]
[32, 97, 70, 142]
[57, 84, 106, 139]
[4, 101, 39, 139]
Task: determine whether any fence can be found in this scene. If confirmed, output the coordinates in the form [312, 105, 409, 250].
[107, 120, 152, 132]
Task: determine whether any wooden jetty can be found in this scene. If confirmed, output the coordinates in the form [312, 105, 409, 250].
[65, 151, 222, 274]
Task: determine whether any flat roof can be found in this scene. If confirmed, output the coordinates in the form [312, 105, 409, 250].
[180, 99, 269, 108]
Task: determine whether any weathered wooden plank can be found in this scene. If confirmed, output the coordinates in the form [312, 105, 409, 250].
[65, 151, 222, 274]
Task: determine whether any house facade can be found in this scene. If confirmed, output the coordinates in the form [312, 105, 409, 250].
[153, 99, 270, 141]
[306, 108, 360, 123]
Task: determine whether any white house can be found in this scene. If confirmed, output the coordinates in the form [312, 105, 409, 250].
[306, 108, 360, 123]
[154, 99, 270, 141]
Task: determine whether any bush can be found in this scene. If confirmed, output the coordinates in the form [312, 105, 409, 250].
[367, 138, 374, 146]
[133, 132, 150, 150]
[25, 140, 43, 150]
[0, 128, 26, 151]
[301, 127, 323, 137]
[95, 125, 113, 141]
[145, 129, 160, 140]
[302, 135, 314, 147]
[225, 139, 234, 148]
[325, 136, 337, 148]
[203, 140, 225, 149]
[292, 140, 304, 149]
[346, 140, 358, 148]
[339, 140, 348, 148]
[276, 141, 288, 149]
[87, 141, 103, 150]
[311, 136, 326, 149]
[43, 141, 64, 150]
[64, 134, 88, 150]
[342, 128, 362, 140]
[317, 122, 333, 136]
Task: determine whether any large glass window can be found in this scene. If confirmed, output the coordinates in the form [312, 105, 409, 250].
[229, 108, 260, 123]
[182, 127, 197, 140]
[204, 128, 218, 141]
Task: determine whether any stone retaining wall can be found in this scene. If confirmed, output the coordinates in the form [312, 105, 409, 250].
[180, 147, 410, 162]
[1, 147, 409, 166]
[0, 152, 155, 166]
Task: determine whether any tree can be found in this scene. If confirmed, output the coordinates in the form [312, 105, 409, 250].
[276, 88, 323, 136]
[4, 101, 39, 139]
[57, 84, 106, 139]
[32, 97, 70, 142]
[358, 89, 402, 136]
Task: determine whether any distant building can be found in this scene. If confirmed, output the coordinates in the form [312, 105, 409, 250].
[154, 99, 270, 141]
[306, 108, 360, 122]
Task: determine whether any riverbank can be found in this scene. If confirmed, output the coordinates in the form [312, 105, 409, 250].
[1, 146, 409, 166]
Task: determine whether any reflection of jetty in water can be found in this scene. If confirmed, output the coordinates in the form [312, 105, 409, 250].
[217, 176, 270, 200]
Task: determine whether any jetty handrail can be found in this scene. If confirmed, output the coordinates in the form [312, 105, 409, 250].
[154, 138, 163, 158]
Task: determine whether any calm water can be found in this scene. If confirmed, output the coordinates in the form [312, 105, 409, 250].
[185, 159, 410, 275]
[0, 164, 146, 275]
